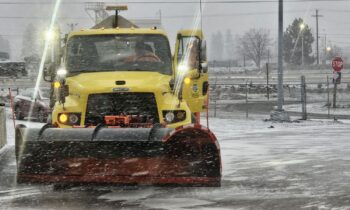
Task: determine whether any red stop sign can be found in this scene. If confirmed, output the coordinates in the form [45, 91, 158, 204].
[332, 57, 343, 72]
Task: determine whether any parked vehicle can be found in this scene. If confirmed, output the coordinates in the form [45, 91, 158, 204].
[14, 88, 51, 122]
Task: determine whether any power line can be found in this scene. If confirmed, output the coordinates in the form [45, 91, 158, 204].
[0, 34, 22, 37]
[0, 9, 326, 20]
[332, 41, 350, 45]
[0, 0, 349, 4]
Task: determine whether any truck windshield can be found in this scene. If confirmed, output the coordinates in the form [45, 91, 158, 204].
[66, 34, 172, 75]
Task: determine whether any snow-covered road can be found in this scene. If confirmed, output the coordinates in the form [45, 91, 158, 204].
[1, 115, 350, 209]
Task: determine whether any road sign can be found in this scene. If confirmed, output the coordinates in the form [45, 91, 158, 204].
[333, 71, 341, 84]
[332, 57, 344, 72]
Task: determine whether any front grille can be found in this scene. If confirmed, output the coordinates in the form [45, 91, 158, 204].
[85, 92, 159, 125]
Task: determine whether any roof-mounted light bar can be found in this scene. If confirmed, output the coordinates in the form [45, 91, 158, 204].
[106, 5, 128, 11]
[106, 5, 128, 28]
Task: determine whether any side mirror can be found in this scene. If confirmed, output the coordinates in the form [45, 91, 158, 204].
[199, 40, 208, 73]
[169, 79, 175, 91]
[201, 62, 208, 73]
[62, 84, 70, 98]
[56, 79, 69, 105]
[200, 40, 207, 62]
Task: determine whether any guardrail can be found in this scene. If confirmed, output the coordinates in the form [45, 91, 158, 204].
[0, 104, 6, 149]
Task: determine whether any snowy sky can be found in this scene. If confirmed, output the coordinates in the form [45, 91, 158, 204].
[1, 0, 350, 60]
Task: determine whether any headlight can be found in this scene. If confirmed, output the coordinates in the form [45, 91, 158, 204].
[54, 81, 61, 89]
[176, 111, 186, 120]
[163, 110, 187, 123]
[58, 113, 81, 125]
[165, 112, 175, 123]
[57, 68, 67, 78]
[69, 114, 79, 124]
[59, 113, 68, 123]
[184, 77, 191, 85]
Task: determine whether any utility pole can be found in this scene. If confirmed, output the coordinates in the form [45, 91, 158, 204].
[312, 9, 323, 65]
[266, 49, 270, 100]
[277, 0, 284, 111]
[266, 62, 269, 100]
[271, 0, 290, 121]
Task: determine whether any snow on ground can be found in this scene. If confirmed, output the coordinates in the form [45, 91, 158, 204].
[95, 118, 350, 209]
[2, 110, 350, 209]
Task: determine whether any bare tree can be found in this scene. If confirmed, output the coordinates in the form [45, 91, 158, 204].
[238, 28, 271, 68]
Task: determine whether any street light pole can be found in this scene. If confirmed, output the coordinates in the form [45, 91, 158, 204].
[299, 23, 305, 66]
[302, 35, 304, 66]
[277, 0, 284, 111]
[326, 46, 331, 63]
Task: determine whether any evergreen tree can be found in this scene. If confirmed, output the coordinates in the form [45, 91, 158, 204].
[284, 18, 315, 65]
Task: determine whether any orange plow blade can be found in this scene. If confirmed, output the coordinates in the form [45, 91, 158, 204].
[15, 124, 221, 186]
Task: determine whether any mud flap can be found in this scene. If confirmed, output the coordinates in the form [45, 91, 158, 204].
[15, 124, 221, 186]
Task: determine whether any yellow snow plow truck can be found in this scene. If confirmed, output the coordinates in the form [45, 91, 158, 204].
[15, 6, 221, 186]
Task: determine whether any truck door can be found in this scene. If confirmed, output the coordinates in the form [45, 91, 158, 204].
[174, 30, 209, 113]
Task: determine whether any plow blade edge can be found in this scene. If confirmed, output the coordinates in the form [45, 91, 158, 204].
[15, 124, 221, 186]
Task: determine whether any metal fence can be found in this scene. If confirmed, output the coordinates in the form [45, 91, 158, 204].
[2, 69, 350, 120]
[208, 76, 350, 120]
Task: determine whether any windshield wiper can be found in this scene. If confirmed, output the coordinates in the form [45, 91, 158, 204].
[68, 70, 103, 76]
[126, 68, 152, 72]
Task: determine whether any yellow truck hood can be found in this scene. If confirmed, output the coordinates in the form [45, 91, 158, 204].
[66, 71, 172, 94]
